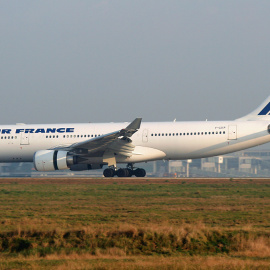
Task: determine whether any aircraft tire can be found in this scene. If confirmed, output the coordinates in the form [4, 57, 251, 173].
[116, 168, 128, 177]
[127, 168, 133, 177]
[134, 168, 146, 177]
[103, 168, 115, 177]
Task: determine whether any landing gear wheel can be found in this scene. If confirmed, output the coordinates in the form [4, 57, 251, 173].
[116, 168, 129, 177]
[103, 168, 115, 177]
[134, 168, 146, 177]
[127, 168, 133, 177]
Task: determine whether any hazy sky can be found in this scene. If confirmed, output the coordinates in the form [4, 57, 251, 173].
[1, 1, 270, 124]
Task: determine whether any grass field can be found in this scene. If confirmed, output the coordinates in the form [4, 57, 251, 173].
[0, 177, 269, 269]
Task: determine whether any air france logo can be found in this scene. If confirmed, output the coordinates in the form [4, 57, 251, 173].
[258, 102, 270, 115]
[0, 128, 75, 135]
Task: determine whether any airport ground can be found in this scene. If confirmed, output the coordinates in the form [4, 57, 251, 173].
[0, 177, 268, 269]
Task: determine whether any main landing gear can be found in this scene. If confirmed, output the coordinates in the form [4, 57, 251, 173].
[103, 164, 146, 178]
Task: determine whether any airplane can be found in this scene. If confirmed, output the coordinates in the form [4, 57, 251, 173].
[1, 96, 270, 177]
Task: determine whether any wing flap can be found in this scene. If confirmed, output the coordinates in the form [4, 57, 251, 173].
[57, 118, 142, 158]
[108, 139, 135, 157]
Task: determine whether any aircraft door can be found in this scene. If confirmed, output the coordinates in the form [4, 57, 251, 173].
[20, 133, 30, 145]
[142, 129, 148, 143]
[228, 125, 237, 140]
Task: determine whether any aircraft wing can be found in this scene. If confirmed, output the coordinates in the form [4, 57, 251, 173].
[57, 118, 142, 157]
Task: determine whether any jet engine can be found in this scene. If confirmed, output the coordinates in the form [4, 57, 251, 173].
[33, 150, 77, 171]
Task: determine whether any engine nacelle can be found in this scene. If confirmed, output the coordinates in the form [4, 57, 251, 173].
[33, 150, 77, 171]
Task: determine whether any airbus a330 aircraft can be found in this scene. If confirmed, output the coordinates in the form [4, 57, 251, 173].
[1, 97, 270, 177]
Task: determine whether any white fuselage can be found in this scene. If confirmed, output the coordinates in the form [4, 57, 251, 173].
[0, 120, 269, 164]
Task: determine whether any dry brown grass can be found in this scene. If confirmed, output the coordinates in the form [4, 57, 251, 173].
[54, 256, 270, 270]
[0, 254, 269, 270]
[233, 235, 270, 258]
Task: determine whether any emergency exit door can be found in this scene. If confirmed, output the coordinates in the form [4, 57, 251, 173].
[20, 133, 29, 145]
[142, 129, 148, 142]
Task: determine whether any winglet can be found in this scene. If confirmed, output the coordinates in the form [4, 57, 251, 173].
[120, 118, 142, 137]
[126, 118, 142, 130]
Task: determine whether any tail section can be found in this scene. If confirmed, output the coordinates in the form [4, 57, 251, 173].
[236, 96, 270, 121]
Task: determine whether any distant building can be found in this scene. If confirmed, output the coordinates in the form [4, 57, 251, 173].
[166, 144, 270, 177]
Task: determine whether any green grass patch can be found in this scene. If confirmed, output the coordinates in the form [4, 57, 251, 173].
[0, 178, 268, 267]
